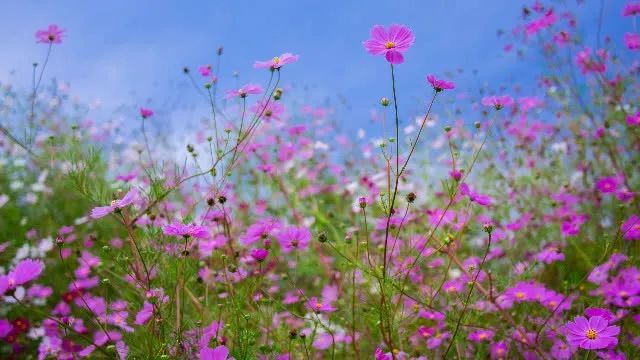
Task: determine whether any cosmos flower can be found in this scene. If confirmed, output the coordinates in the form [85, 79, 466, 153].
[627, 111, 640, 126]
[239, 218, 281, 246]
[620, 214, 640, 240]
[481, 95, 514, 110]
[162, 222, 209, 239]
[623, 1, 640, 16]
[426, 74, 455, 92]
[564, 315, 620, 349]
[198, 64, 213, 77]
[90, 188, 138, 219]
[305, 296, 337, 313]
[0, 259, 44, 296]
[225, 84, 262, 99]
[199, 345, 230, 360]
[35, 24, 65, 44]
[468, 329, 494, 342]
[254, 53, 299, 70]
[276, 226, 311, 253]
[363, 24, 415, 64]
[250, 248, 269, 262]
[134, 301, 154, 325]
[624, 33, 640, 50]
[596, 176, 618, 193]
[139, 107, 154, 119]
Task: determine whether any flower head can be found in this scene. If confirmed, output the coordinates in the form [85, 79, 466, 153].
[426, 74, 455, 92]
[139, 107, 154, 119]
[254, 53, 299, 70]
[35, 25, 65, 44]
[276, 226, 311, 253]
[363, 24, 415, 64]
[0, 259, 44, 295]
[225, 84, 262, 99]
[623, 1, 640, 16]
[565, 315, 620, 349]
[481, 95, 514, 110]
[198, 65, 212, 77]
[250, 248, 269, 262]
[163, 222, 209, 239]
[90, 188, 138, 219]
[620, 214, 640, 240]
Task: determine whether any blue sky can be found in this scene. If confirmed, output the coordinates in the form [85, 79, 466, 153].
[0, 0, 631, 137]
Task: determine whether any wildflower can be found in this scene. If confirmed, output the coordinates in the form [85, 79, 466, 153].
[162, 222, 209, 239]
[134, 301, 154, 325]
[468, 329, 494, 342]
[250, 100, 285, 121]
[200, 345, 230, 360]
[584, 307, 615, 321]
[277, 226, 311, 253]
[620, 215, 640, 240]
[565, 315, 620, 349]
[624, 33, 640, 50]
[198, 64, 213, 77]
[35, 25, 65, 44]
[627, 111, 640, 126]
[250, 248, 269, 262]
[254, 53, 299, 70]
[305, 296, 336, 313]
[535, 245, 565, 264]
[0, 259, 44, 295]
[239, 218, 281, 246]
[481, 95, 514, 110]
[623, 1, 640, 16]
[575, 48, 607, 74]
[89, 188, 138, 219]
[139, 107, 154, 119]
[596, 176, 618, 193]
[363, 24, 415, 64]
[225, 83, 262, 99]
[426, 74, 455, 92]
[490, 341, 508, 359]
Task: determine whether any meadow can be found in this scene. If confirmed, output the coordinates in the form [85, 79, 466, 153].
[0, 1, 639, 359]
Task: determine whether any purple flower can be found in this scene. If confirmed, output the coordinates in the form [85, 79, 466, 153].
[535, 245, 565, 264]
[134, 301, 154, 325]
[596, 176, 618, 193]
[627, 111, 640, 126]
[623, 1, 640, 16]
[276, 226, 311, 253]
[565, 315, 619, 350]
[426, 74, 455, 92]
[250, 248, 269, 262]
[200, 345, 229, 360]
[490, 341, 508, 359]
[90, 188, 138, 219]
[0, 319, 12, 339]
[620, 214, 640, 240]
[139, 107, 154, 119]
[624, 32, 640, 50]
[305, 296, 336, 313]
[239, 218, 280, 246]
[162, 222, 209, 239]
[35, 24, 65, 44]
[225, 83, 262, 99]
[254, 53, 299, 70]
[468, 329, 494, 342]
[0, 259, 44, 295]
[584, 307, 615, 322]
[363, 24, 415, 64]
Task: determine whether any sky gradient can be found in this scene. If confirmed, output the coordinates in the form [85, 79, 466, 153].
[0, 0, 631, 137]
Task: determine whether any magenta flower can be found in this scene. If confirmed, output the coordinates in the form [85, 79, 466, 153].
[134, 301, 154, 325]
[276, 226, 311, 253]
[426, 74, 455, 92]
[198, 64, 212, 77]
[254, 53, 299, 70]
[363, 24, 415, 64]
[240, 218, 281, 246]
[35, 24, 65, 44]
[250, 248, 269, 262]
[139, 107, 154, 119]
[624, 33, 640, 50]
[481, 95, 514, 110]
[200, 345, 229, 360]
[163, 222, 209, 239]
[623, 1, 640, 16]
[575, 48, 607, 74]
[90, 188, 138, 219]
[565, 315, 619, 350]
[0, 259, 44, 295]
[596, 176, 618, 193]
[584, 307, 615, 322]
[225, 83, 262, 99]
[468, 329, 494, 342]
[620, 214, 640, 240]
[305, 297, 336, 313]
[627, 111, 640, 126]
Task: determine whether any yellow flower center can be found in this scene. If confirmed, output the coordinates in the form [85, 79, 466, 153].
[315, 302, 323, 309]
[384, 41, 396, 49]
[586, 329, 597, 340]
[273, 56, 280, 64]
[515, 292, 525, 299]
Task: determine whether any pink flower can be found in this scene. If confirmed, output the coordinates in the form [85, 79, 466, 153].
[139, 107, 154, 119]
[0, 259, 44, 295]
[163, 222, 209, 239]
[627, 111, 640, 126]
[276, 226, 311, 253]
[363, 24, 415, 64]
[250, 248, 269, 262]
[305, 297, 336, 313]
[481, 95, 514, 110]
[596, 176, 618, 193]
[426, 74, 455, 92]
[620, 214, 640, 240]
[254, 53, 299, 70]
[623, 1, 640, 16]
[624, 33, 640, 50]
[225, 83, 262, 99]
[90, 188, 138, 219]
[198, 65, 212, 77]
[35, 24, 65, 44]
[564, 315, 620, 349]
[200, 345, 229, 360]
[468, 329, 494, 342]
[134, 301, 154, 325]
[575, 48, 607, 74]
